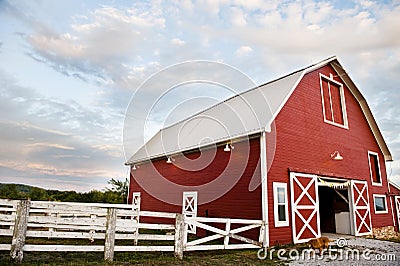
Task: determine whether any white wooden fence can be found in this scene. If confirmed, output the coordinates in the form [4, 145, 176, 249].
[0, 199, 264, 263]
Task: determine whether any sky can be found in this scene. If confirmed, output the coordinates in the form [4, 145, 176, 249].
[0, 0, 399, 192]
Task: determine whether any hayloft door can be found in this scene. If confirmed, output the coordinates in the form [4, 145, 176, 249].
[290, 172, 321, 243]
[350, 180, 372, 236]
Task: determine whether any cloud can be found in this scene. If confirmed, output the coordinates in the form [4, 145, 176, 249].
[5, 2, 166, 89]
[0, 70, 125, 191]
[170, 38, 185, 46]
[235, 46, 253, 57]
[230, 6, 246, 26]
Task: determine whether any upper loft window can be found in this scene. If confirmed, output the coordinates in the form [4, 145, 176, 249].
[368, 151, 382, 186]
[320, 74, 348, 128]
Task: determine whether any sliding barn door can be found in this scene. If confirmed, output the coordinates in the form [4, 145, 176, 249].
[290, 173, 321, 243]
[350, 180, 372, 236]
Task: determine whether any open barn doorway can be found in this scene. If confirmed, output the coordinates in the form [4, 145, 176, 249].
[318, 178, 351, 234]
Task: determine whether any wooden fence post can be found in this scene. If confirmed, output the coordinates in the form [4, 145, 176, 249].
[174, 213, 185, 260]
[10, 199, 31, 263]
[104, 208, 117, 262]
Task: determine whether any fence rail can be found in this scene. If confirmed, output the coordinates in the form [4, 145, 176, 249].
[0, 199, 263, 262]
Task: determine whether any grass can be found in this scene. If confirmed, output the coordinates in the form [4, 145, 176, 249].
[0, 236, 285, 266]
[4, 234, 398, 265]
[0, 249, 285, 266]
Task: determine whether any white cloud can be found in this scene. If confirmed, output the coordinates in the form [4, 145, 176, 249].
[0, 70, 125, 190]
[235, 45, 253, 56]
[230, 6, 246, 26]
[307, 24, 321, 31]
[170, 38, 185, 46]
[24, 3, 167, 89]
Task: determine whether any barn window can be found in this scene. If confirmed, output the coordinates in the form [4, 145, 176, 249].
[320, 74, 348, 128]
[273, 182, 289, 227]
[368, 151, 382, 186]
[373, 194, 387, 213]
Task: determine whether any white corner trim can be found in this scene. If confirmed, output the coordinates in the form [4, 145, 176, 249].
[260, 131, 269, 247]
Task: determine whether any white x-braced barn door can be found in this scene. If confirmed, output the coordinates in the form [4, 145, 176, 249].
[394, 196, 400, 231]
[290, 172, 321, 243]
[350, 180, 372, 236]
[183, 191, 197, 234]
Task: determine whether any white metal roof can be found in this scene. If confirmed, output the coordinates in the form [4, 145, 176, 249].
[126, 56, 392, 164]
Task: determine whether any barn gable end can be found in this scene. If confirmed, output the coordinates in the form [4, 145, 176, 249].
[267, 63, 393, 244]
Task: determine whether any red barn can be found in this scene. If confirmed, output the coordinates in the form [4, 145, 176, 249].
[389, 181, 400, 232]
[126, 56, 396, 246]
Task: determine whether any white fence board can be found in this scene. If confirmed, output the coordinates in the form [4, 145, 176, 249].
[0, 229, 12, 236]
[140, 211, 177, 218]
[0, 244, 11, 250]
[184, 244, 259, 251]
[23, 245, 104, 252]
[114, 246, 174, 252]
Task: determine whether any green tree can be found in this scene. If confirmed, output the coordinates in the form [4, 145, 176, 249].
[30, 187, 48, 201]
[0, 184, 21, 199]
[106, 178, 128, 203]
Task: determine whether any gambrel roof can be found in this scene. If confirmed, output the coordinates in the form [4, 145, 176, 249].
[126, 56, 392, 165]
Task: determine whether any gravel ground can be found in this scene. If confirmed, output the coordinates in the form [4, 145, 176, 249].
[288, 234, 400, 266]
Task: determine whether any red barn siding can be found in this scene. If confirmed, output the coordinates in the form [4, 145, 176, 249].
[128, 138, 262, 224]
[389, 182, 400, 232]
[267, 64, 392, 244]
[389, 182, 400, 195]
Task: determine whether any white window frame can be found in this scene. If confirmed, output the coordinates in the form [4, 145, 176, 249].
[373, 194, 388, 214]
[273, 182, 289, 227]
[319, 73, 349, 129]
[368, 151, 382, 186]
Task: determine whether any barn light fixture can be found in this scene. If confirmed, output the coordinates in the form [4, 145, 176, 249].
[331, 151, 343, 161]
[224, 143, 234, 152]
[166, 157, 173, 164]
[224, 144, 231, 152]
[132, 164, 137, 170]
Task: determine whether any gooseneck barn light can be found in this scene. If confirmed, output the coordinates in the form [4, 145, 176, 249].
[331, 151, 343, 161]
[224, 143, 234, 152]
[224, 144, 231, 152]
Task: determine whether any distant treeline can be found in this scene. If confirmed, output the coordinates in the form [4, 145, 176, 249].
[0, 178, 128, 204]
